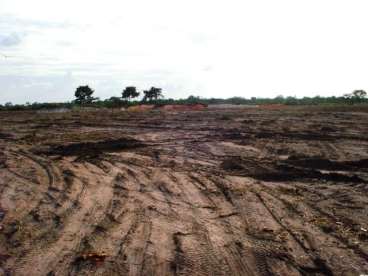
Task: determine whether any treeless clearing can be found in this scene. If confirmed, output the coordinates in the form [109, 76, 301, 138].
[0, 106, 368, 275]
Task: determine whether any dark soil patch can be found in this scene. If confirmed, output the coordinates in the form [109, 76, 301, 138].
[286, 156, 368, 172]
[0, 207, 6, 222]
[255, 131, 337, 141]
[72, 252, 107, 272]
[221, 157, 366, 183]
[320, 126, 337, 132]
[0, 132, 13, 140]
[252, 164, 365, 183]
[223, 130, 247, 140]
[221, 157, 244, 170]
[0, 154, 6, 168]
[36, 138, 144, 157]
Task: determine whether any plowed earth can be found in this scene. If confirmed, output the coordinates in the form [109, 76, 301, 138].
[0, 107, 368, 275]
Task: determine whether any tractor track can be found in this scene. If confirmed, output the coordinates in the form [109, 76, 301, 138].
[1, 107, 368, 275]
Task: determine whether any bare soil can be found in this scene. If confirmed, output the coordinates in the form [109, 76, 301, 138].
[0, 107, 368, 275]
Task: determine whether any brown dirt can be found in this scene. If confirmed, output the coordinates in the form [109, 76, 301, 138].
[0, 107, 368, 275]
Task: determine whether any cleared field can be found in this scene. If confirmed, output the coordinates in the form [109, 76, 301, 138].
[0, 107, 368, 275]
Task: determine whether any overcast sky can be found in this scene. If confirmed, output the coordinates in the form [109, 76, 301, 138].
[1, 0, 368, 104]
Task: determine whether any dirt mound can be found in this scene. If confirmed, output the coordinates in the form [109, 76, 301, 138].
[126, 104, 207, 112]
[258, 104, 286, 110]
[127, 105, 155, 112]
[159, 104, 207, 111]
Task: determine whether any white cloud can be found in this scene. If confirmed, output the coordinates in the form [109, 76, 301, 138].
[0, 32, 23, 47]
[1, 0, 368, 103]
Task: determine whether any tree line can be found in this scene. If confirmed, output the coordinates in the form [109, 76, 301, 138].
[74, 85, 163, 106]
[0, 87, 367, 111]
[74, 85, 368, 106]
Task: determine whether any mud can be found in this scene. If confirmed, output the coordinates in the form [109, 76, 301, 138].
[37, 138, 144, 157]
[221, 157, 367, 183]
[0, 107, 368, 275]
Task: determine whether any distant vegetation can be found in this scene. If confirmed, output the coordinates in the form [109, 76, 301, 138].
[74, 85, 97, 105]
[1, 86, 367, 111]
[122, 86, 140, 102]
[142, 87, 163, 102]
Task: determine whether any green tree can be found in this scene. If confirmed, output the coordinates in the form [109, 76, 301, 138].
[142, 87, 163, 102]
[103, 96, 124, 112]
[108, 97, 124, 108]
[344, 90, 367, 104]
[187, 95, 201, 104]
[122, 86, 140, 102]
[74, 85, 95, 105]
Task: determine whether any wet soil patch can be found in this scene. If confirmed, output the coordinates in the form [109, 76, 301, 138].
[0, 206, 6, 222]
[36, 138, 144, 157]
[0, 153, 6, 168]
[285, 156, 368, 172]
[260, 164, 365, 183]
[255, 131, 337, 141]
[221, 157, 366, 183]
[0, 132, 13, 140]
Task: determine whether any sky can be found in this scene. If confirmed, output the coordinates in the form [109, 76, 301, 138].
[1, 0, 368, 104]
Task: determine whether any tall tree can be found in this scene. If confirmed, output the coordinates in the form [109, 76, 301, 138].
[142, 87, 163, 102]
[122, 86, 140, 102]
[351, 90, 367, 99]
[344, 90, 367, 104]
[74, 85, 95, 105]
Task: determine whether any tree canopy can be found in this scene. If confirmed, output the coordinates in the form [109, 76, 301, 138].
[74, 85, 96, 105]
[143, 87, 163, 102]
[344, 90, 367, 104]
[122, 86, 140, 102]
